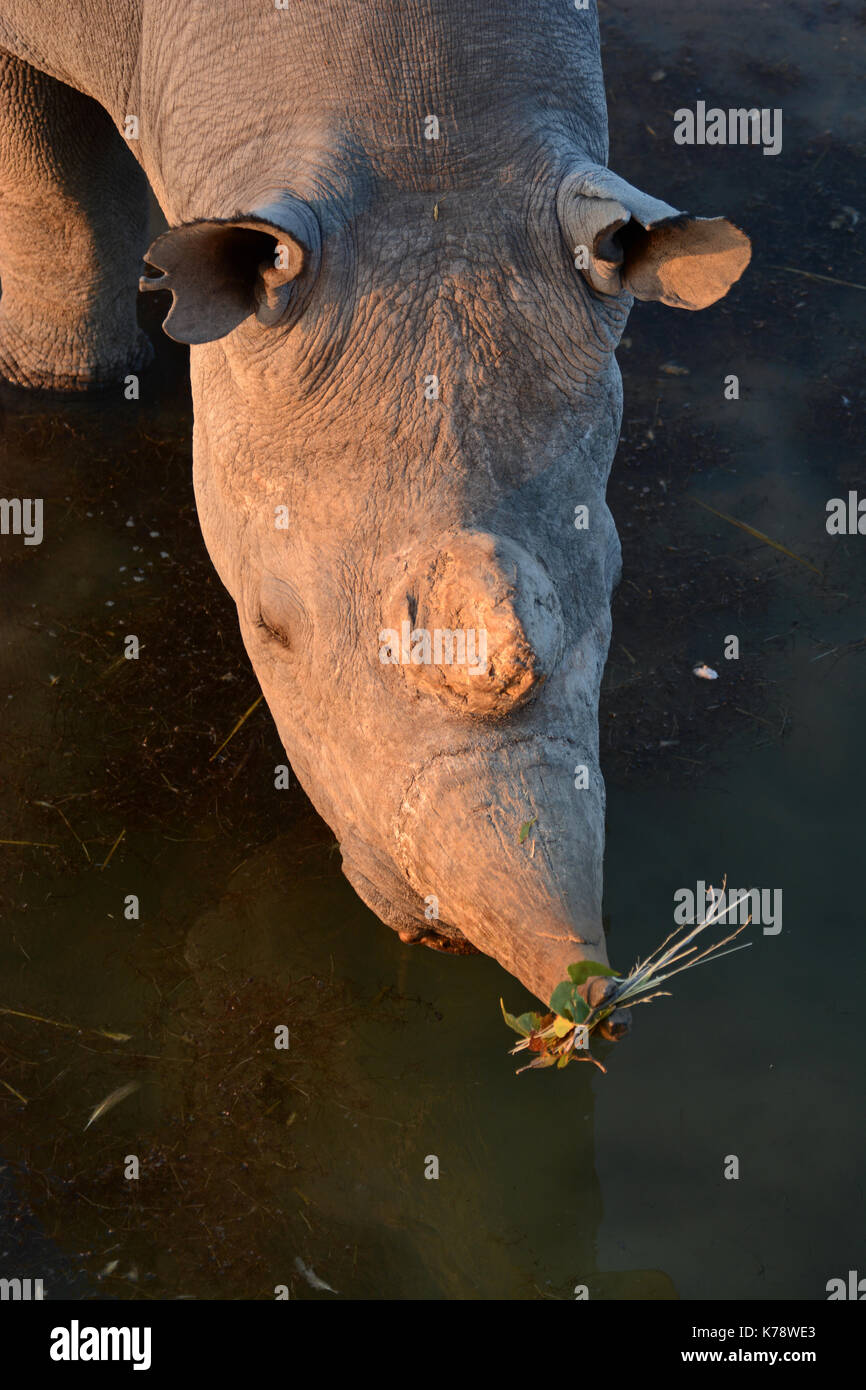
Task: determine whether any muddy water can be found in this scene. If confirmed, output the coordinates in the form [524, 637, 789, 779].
[1, 1, 864, 1299]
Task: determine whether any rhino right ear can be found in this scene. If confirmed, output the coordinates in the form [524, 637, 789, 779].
[139, 194, 321, 344]
[557, 164, 750, 310]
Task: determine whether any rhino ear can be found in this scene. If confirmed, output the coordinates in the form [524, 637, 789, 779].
[139, 195, 321, 344]
[557, 164, 750, 310]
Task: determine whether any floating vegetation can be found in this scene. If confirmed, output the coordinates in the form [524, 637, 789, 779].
[0, 1005, 132, 1043]
[83, 1081, 141, 1131]
[502, 883, 753, 1074]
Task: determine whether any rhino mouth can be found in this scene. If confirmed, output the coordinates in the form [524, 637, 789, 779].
[340, 845, 480, 952]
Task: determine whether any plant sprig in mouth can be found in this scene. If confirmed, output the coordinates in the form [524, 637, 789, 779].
[502, 881, 753, 1074]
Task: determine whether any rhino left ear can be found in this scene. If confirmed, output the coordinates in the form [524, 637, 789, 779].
[557, 164, 750, 310]
[139, 194, 321, 344]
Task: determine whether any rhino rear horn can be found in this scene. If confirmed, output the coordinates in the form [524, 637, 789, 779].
[558, 163, 751, 310]
[139, 194, 321, 344]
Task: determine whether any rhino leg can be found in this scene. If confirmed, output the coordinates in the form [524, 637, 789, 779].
[0, 51, 151, 390]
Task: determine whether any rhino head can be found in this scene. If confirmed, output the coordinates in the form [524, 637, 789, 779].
[139, 23, 749, 1016]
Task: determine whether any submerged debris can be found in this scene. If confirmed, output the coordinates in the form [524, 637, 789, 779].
[293, 1257, 338, 1294]
[83, 1081, 141, 1131]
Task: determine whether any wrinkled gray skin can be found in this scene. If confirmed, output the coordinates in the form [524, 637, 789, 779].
[0, 1, 749, 1021]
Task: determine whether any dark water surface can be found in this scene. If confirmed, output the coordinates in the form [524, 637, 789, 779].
[1, 1, 863, 1299]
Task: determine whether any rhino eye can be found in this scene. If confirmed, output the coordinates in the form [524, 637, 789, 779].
[258, 572, 310, 651]
[258, 613, 291, 648]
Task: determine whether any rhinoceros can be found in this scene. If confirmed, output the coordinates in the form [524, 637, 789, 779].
[0, 1, 749, 1029]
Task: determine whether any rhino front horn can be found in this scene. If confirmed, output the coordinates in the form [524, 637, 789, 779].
[379, 530, 564, 719]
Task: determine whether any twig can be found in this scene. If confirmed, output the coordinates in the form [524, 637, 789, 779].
[775, 265, 866, 292]
[0, 1079, 29, 1104]
[733, 706, 778, 729]
[692, 498, 821, 575]
[100, 827, 126, 870]
[0, 839, 59, 848]
[0, 1005, 131, 1042]
[33, 801, 91, 862]
[209, 695, 263, 762]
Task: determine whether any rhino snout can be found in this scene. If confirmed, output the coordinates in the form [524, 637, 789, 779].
[391, 737, 607, 1006]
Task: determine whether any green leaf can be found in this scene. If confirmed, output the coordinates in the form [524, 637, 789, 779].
[567, 960, 618, 986]
[500, 999, 532, 1037]
[556, 1053, 572, 1068]
[552, 1014, 574, 1038]
[518, 817, 537, 844]
[516, 1011, 542, 1035]
[549, 981, 590, 1024]
[570, 992, 589, 1023]
[548, 980, 574, 1019]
